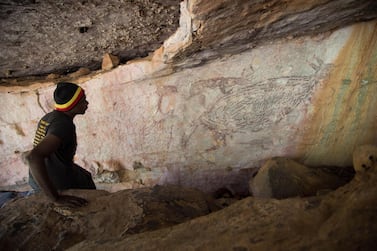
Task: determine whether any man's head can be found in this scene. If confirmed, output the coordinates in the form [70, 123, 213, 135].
[54, 82, 88, 115]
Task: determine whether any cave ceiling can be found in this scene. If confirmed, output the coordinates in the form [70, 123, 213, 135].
[0, 0, 376, 82]
[0, 0, 181, 79]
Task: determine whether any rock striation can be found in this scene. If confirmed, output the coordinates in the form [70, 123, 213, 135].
[168, 0, 377, 68]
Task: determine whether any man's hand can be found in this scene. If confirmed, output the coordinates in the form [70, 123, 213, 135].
[54, 195, 88, 207]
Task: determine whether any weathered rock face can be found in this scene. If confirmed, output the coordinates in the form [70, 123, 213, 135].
[171, 0, 377, 67]
[2, 0, 376, 79]
[0, 0, 376, 193]
[0, 0, 180, 78]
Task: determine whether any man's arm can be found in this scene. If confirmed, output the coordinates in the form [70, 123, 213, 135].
[26, 134, 88, 207]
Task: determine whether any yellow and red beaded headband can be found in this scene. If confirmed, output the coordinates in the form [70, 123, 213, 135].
[54, 87, 84, 111]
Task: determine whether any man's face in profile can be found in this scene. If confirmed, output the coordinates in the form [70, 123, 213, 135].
[73, 95, 89, 115]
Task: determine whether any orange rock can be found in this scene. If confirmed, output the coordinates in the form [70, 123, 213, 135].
[249, 157, 354, 199]
[102, 53, 120, 71]
[46, 73, 60, 80]
[68, 67, 91, 78]
[353, 144, 377, 174]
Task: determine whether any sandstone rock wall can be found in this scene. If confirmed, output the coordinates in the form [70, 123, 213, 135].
[0, 6, 376, 192]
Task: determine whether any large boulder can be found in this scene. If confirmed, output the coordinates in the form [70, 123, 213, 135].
[353, 144, 377, 175]
[0, 185, 218, 250]
[249, 157, 354, 199]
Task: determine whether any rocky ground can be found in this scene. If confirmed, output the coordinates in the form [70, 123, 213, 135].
[0, 185, 222, 250]
[1, 145, 376, 250]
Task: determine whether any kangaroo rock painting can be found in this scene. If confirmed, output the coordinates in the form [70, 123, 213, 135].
[183, 59, 331, 153]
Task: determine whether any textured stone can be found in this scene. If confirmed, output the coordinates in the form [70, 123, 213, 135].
[101, 53, 120, 71]
[65, 150, 376, 251]
[46, 73, 61, 80]
[0, 185, 218, 250]
[249, 157, 354, 199]
[0, 0, 180, 78]
[68, 67, 91, 78]
[1, 149, 374, 250]
[1, 0, 376, 79]
[353, 144, 377, 175]
[169, 0, 377, 66]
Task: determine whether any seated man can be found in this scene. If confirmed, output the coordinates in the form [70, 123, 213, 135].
[26, 82, 96, 207]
